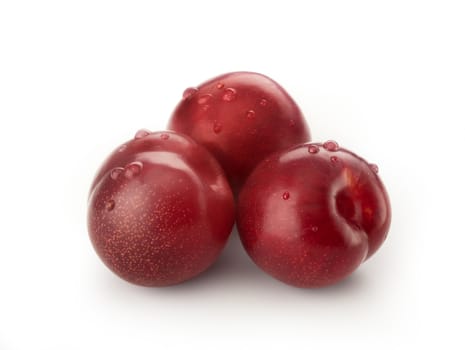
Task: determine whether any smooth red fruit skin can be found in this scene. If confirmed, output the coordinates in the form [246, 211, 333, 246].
[88, 131, 235, 286]
[90, 129, 208, 195]
[237, 142, 391, 288]
[167, 72, 311, 191]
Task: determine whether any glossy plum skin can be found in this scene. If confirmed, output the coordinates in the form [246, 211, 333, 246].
[167, 72, 311, 191]
[237, 141, 391, 288]
[88, 131, 235, 286]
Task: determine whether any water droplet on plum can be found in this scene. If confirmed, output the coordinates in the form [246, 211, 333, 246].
[246, 110, 256, 119]
[160, 133, 170, 140]
[134, 129, 150, 139]
[124, 161, 143, 178]
[259, 98, 268, 106]
[213, 122, 222, 134]
[182, 87, 198, 100]
[369, 163, 379, 173]
[282, 191, 290, 200]
[323, 140, 339, 152]
[110, 167, 124, 180]
[330, 156, 339, 163]
[222, 88, 237, 102]
[307, 145, 319, 154]
[216, 83, 224, 89]
[198, 94, 213, 105]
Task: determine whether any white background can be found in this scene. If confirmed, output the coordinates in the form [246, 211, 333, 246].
[1, 1, 464, 349]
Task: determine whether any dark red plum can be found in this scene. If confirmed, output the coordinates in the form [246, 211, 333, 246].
[237, 141, 391, 288]
[168, 71, 310, 191]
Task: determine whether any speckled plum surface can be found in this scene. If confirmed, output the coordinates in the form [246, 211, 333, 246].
[88, 131, 235, 286]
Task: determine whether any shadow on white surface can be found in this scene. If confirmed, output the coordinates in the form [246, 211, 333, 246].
[173, 230, 368, 294]
[142, 227, 272, 293]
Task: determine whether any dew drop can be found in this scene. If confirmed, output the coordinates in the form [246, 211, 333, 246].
[259, 98, 268, 106]
[213, 121, 222, 134]
[110, 167, 124, 180]
[369, 163, 379, 173]
[134, 129, 150, 139]
[330, 156, 339, 163]
[311, 225, 319, 232]
[197, 94, 213, 105]
[124, 161, 143, 178]
[323, 140, 339, 152]
[216, 82, 224, 89]
[222, 88, 237, 102]
[282, 191, 290, 200]
[307, 144, 319, 154]
[118, 144, 127, 152]
[160, 133, 170, 140]
[246, 110, 256, 119]
[289, 119, 296, 127]
[182, 87, 198, 100]
[105, 200, 115, 211]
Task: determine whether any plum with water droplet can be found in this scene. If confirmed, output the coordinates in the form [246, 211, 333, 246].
[167, 71, 311, 192]
[237, 142, 391, 288]
[88, 131, 235, 286]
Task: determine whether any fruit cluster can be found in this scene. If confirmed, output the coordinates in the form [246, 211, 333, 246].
[87, 72, 391, 288]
